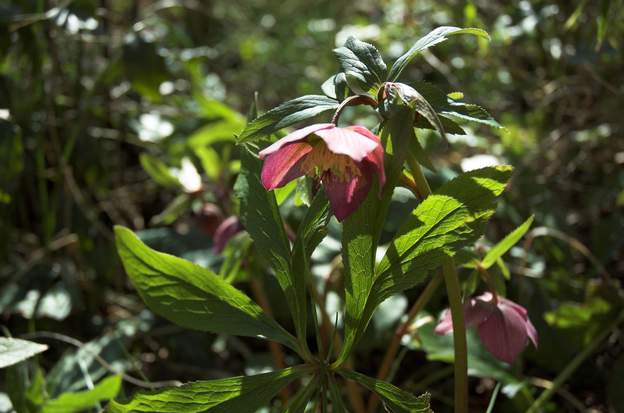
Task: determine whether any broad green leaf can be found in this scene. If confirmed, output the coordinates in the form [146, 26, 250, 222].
[283, 375, 319, 413]
[108, 366, 310, 413]
[274, 180, 297, 205]
[114, 226, 298, 350]
[188, 119, 244, 148]
[334, 36, 387, 95]
[335, 109, 414, 367]
[388, 26, 490, 81]
[235, 149, 307, 344]
[237, 95, 339, 143]
[481, 215, 534, 269]
[194, 146, 221, 180]
[43, 375, 122, 413]
[139, 154, 181, 189]
[0, 337, 47, 369]
[340, 167, 513, 358]
[337, 369, 431, 413]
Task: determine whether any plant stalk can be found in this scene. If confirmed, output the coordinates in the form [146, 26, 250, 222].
[407, 155, 469, 413]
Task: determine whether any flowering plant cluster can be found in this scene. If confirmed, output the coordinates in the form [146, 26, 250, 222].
[111, 26, 537, 413]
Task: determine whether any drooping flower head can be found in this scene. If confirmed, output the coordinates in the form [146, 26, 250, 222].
[212, 216, 244, 254]
[259, 123, 385, 221]
[435, 292, 538, 364]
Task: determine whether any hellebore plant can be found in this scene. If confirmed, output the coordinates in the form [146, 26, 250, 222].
[111, 26, 538, 413]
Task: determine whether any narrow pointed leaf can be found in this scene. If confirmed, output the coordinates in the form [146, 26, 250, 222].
[283, 375, 319, 413]
[481, 216, 534, 269]
[327, 375, 347, 413]
[43, 375, 122, 413]
[114, 226, 298, 350]
[235, 149, 307, 343]
[388, 26, 490, 81]
[337, 369, 431, 413]
[108, 366, 310, 413]
[0, 337, 47, 368]
[237, 95, 339, 143]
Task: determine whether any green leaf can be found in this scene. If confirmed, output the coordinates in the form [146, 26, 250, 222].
[150, 194, 192, 226]
[0, 337, 48, 369]
[481, 216, 534, 269]
[337, 369, 431, 413]
[108, 366, 310, 413]
[235, 149, 307, 345]
[43, 375, 122, 413]
[321, 73, 349, 101]
[188, 119, 245, 148]
[339, 166, 512, 358]
[335, 109, 414, 367]
[237, 95, 339, 143]
[441, 100, 502, 129]
[282, 375, 319, 413]
[327, 375, 347, 413]
[388, 26, 490, 81]
[139, 154, 181, 189]
[334, 36, 387, 95]
[114, 226, 298, 350]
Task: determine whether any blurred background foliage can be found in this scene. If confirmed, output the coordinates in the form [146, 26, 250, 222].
[1, 0, 623, 412]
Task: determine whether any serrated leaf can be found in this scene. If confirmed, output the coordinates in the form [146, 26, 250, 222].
[337, 370, 431, 413]
[139, 154, 181, 189]
[335, 109, 414, 367]
[341, 167, 513, 357]
[235, 149, 307, 345]
[114, 226, 298, 351]
[388, 26, 490, 81]
[0, 337, 47, 369]
[108, 366, 310, 413]
[334, 36, 387, 95]
[237, 95, 339, 143]
[43, 375, 121, 413]
[481, 216, 534, 269]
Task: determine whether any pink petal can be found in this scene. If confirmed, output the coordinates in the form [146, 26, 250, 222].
[261, 142, 312, 190]
[478, 305, 530, 364]
[258, 123, 334, 159]
[322, 169, 372, 221]
[213, 216, 243, 254]
[435, 298, 494, 336]
[315, 126, 380, 162]
[526, 317, 539, 348]
[434, 309, 454, 335]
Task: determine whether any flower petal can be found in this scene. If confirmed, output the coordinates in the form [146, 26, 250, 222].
[258, 123, 334, 159]
[322, 169, 372, 221]
[261, 142, 313, 190]
[478, 305, 529, 364]
[213, 216, 243, 254]
[315, 126, 380, 162]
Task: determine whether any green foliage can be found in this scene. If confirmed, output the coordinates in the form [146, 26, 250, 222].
[235, 149, 308, 346]
[114, 226, 298, 350]
[337, 369, 432, 413]
[388, 26, 490, 81]
[334, 36, 387, 95]
[481, 215, 534, 269]
[238, 95, 339, 143]
[0, 337, 47, 369]
[108, 367, 309, 413]
[43, 375, 122, 413]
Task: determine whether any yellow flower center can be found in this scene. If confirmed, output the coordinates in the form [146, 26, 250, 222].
[300, 142, 361, 182]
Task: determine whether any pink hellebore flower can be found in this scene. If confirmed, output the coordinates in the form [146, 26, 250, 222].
[259, 123, 385, 221]
[213, 216, 244, 254]
[435, 292, 538, 364]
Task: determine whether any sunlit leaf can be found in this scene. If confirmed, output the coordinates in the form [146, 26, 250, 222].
[0, 337, 47, 369]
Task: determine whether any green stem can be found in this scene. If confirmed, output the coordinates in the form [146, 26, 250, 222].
[408, 155, 469, 413]
[526, 310, 624, 413]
